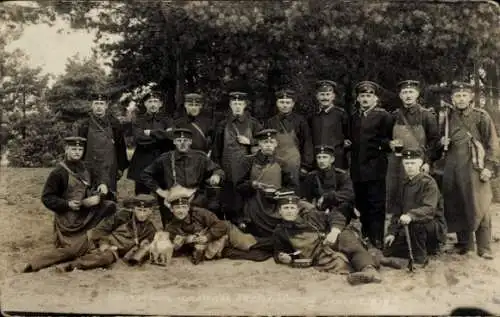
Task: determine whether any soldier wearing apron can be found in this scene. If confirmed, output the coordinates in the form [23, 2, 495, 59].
[212, 91, 263, 223]
[174, 93, 214, 154]
[440, 82, 499, 259]
[15, 137, 115, 273]
[79, 93, 129, 201]
[236, 129, 298, 238]
[266, 89, 313, 187]
[127, 90, 174, 195]
[349, 81, 394, 249]
[309, 80, 351, 170]
[386, 80, 440, 215]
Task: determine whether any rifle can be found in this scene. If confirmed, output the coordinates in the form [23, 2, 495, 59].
[440, 100, 453, 154]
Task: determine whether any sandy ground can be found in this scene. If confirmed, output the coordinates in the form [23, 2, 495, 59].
[1, 167, 500, 315]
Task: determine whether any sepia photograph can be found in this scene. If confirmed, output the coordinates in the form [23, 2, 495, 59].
[0, 0, 500, 315]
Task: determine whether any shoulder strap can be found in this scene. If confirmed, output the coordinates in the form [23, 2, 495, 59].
[191, 122, 207, 140]
[59, 162, 90, 188]
[170, 152, 177, 185]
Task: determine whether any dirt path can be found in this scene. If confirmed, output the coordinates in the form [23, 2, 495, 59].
[1, 168, 500, 315]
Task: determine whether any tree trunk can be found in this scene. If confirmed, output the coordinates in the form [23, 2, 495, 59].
[175, 45, 185, 117]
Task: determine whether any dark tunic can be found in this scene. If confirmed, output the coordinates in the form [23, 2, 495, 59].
[174, 115, 213, 153]
[78, 114, 129, 193]
[266, 112, 314, 170]
[440, 107, 499, 233]
[301, 167, 355, 218]
[140, 149, 224, 192]
[127, 113, 174, 181]
[309, 105, 350, 169]
[349, 106, 394, 182]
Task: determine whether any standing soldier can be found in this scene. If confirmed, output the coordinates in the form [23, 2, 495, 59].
[15, 137, 116, 273]
[127, 90, 174, 195]
[174, 92, 214, 154]
[386, 80, 440, 214]
[141, 128, 224, 227]
[440, 82, 499, 259]
[350, 81, 394, 249]
[78, 91, 129, 201]
[310, 80, 350, 170]
[212, 91, 263, 223]
[266, 89, 313, 186]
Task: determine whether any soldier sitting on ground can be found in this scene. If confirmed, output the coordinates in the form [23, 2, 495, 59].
[55, 194, 158, 272]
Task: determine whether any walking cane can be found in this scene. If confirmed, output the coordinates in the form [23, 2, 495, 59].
[403, 224, 415, 272]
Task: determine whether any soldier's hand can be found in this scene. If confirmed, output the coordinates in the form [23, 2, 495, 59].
[117, 170, 123, 180]
[300, 168, 308, 175]
[384, 235, 395, 247]
[316, 196, 325, 209]
[277, 252, 292, 264]
[421, 163, 430, 173]
[193, 235, 208, 244]
[99, 243, 112, 252]
[237, 135, 251, 145]
[185, 235, 196, 244]
[440, 137, 450, 147]
[208, 174, 221, 186]
[399, 214, 412, 225]
[68, 200, 81, 211]
[144, 129, 151, 136]
[480, 168, 493, 182]
[173, 235, 185, 247]
[344, 139, 352, 148]
[324, 228, 341, 245]
[97, 184, 109, 195]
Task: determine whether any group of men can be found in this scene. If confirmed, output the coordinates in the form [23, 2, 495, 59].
[15, 78, 499, 286]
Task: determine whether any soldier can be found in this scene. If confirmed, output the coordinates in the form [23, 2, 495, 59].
[173, 92, 214, 154]
[440, 82, 499, 259]
[141, 128, 224, 227]
[386, 80, 440, 215]
[212, 91, 263, 222]
[15, 137, 116, 273]
[236, 129, 298, 238]
[302, 145, 355, 220]
[127, 90, 174, 195]
[273, 192, 382, 285]
[383, 149, 447, 268]
[55, 194, 158, 272]
[309, 80, 351, 170]
[266, 88, 314, 185]
[349, 81, 394, 249]
[78, 91, 129, 201]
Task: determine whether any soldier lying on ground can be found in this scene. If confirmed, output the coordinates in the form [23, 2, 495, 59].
[54, 194, 158, 272]
[381, 149, 446, 269]
[14, 137, 116, 273]
[273, 191, 382, 285]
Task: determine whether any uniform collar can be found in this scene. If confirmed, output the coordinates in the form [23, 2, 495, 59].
[360, 104, 377, 117]
[319, 167, 335, 178]
[255, 151, 275, 164]
[458, 106, 473, 117]
[174, 149, 190, 160]
[402, 103, 419, 114]
[404, 172, 424, 184]
[319, 105, 335, 114]
[231, 113, 247, 123]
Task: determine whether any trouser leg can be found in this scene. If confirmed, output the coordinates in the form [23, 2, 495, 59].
[456, 231, 475, 252]
[383, 222, 429, 264]
[337, 229, 375, 272]
[353, 182, 369, 239]
[476, 212, 492, 255]
[69, 250, 116, 270]
[28, 236, 90, 271]
[365, 180, 386, 248]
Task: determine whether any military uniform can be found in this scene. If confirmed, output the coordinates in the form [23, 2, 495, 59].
[20, 137, 116, 272]
[266, 89, 314, 183]
[140, 129, 224, 227]
[309, 81, 350, 170]
[386, 80, 441, 215]
[385, 150, 447, 264]
[127, 111, 174, 195]
[349, 81, 394, 248]
[440, 83, 499, 257]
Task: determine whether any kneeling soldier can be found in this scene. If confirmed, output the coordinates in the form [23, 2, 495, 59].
[55, 194, 158, 272]
[273, 192, 382, 285]
[382, 149, 446, 268]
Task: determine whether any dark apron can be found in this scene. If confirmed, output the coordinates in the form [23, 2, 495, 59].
[386, 112, 426, 214]
[84, 117, 118, 193]
[275, 121, 301, 186]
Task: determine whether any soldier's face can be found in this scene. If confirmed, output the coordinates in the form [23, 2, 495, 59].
[357, 93, 378, 109]
[91, 100, 108, 117]
[185, 101, 202, 116]
[134, 206, 153, 222]
[174, 137, 192, 152]
[316, 91, 335, 107]
[402, 158, 423, 177]
[66, 145, 84, 161]
[316, 153, 335, 170]
[276, 98, 295, 114]
[399, 88, 420, 106]
[172, 204, 190, 220]
[144, 98, 162, 113]
[230, 100, 247, 116]
[259, 138, 278, 155]
[279, 204, 299, 221]
[452, 91, 473, 110]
